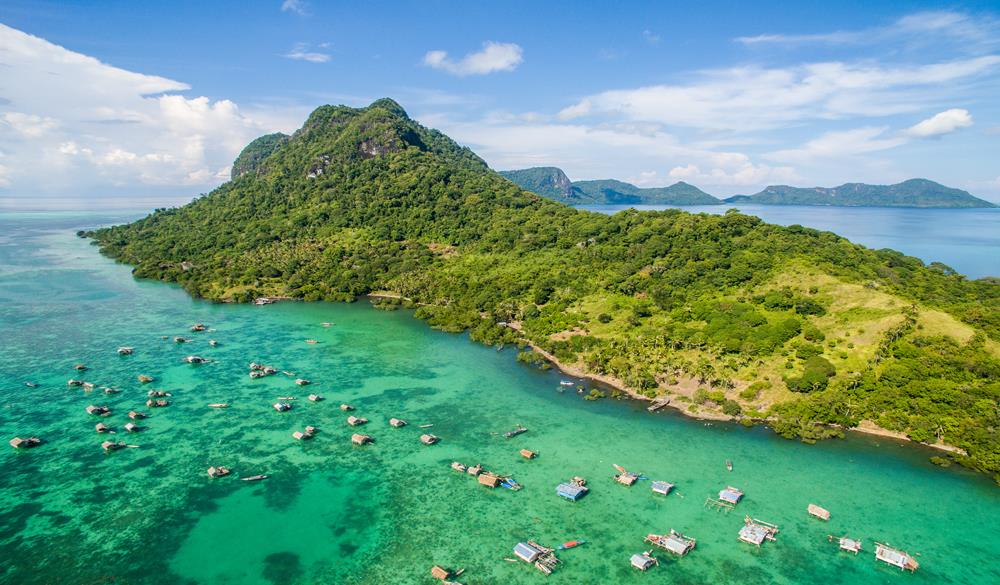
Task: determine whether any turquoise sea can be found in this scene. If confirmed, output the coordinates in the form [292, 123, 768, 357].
[1, 211, 998, 585]
[581, 204, 1000, 280]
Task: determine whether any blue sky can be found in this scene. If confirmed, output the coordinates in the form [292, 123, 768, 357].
[1, 0, 999, 208]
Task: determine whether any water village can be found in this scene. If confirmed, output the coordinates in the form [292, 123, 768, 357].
[9, 317, 926, 582]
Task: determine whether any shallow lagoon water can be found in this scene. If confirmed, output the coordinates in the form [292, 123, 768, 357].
[1, 212, 998, 585]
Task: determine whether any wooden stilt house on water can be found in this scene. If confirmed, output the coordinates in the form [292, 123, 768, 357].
[9, 437, 41, 449]
[833, 535, 862, 554]
[513, 541, 560, 575]
[389, 418, 406, 427]
[719, 486, 744, 504]
[613, 464, 639, 486]
[875, 543, 919, 572]
[645, 530, 696, 556]
[630, 552, 659, 571]
[738, 516, 779, 547]
[478, 473, 501, 488]
[808, 503, 830, 520]
[346, 416, 368, 427]
[420, 434, 439, 445]
[351, 433, 373, 445]
[556, 481, 589, 501]
[651, 481, 674, 496]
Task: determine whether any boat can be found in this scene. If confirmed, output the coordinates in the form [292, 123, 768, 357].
[559, 381, 574, 386]
[208, 403, 229, 408]
[726, 460, 733, 471]
[418, 423, 433, 428]
[190, 323, 207, 332]
[500, 478, 522, 490]
[321, 322, 333, 327]
[209, 340, 218, 347]
[24, 381, 38, 388]
[450, 461, 467, 472]
[305, 339, 318, 344]
[184, 355, 209, 364]
[117, 347, 133, 355]
[295, 378, 311, 386]
[504, 425, 528, 439]
[557, 540, 585, 550]
[241, 475, 268, 482]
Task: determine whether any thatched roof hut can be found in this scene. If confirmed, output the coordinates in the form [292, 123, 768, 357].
[340, 403, 354, 411]
[86, 405, 110, 416]
[351, 433, 373, 445]
[520, 449, 536, 459]
[389, 418, 407, 427]
[347, 416, 368, 426]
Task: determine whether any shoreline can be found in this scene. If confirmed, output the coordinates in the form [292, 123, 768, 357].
[516, 332, 966, 455]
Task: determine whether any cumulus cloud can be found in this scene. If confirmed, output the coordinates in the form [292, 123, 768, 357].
[0, 23, 298, 201]
[556, 56, 1000, 131]
[424, 113, 797, 191]
[904, 108, 973, 137]
[281, 0, 308, 16]
[423, 42, 523, 76]
[283, 43, 330, 63]
[765, 127, 908, 164]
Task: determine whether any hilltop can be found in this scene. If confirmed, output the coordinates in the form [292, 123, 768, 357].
[726, 179, 996, 208]
[499, 167, 720, 205]
[88, 99, 1000, 482]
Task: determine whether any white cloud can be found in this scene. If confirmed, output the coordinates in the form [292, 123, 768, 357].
[557, 56, 1000, 131]
[423, 42, 523, 76]
[736, 10, 1000, 51]
[765, 127, 908, 163]
[283, 43, 330, 63]
[0, 23, 298, 200]
[423, 113, 798, 191]
[904, 108, 973, 137]
[281, 0, 308, 16]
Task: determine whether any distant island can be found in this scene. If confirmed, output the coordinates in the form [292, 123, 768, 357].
[498, 167, 718, 205]
[87, 99, 1000, 483]
[500, 166, 996, 209]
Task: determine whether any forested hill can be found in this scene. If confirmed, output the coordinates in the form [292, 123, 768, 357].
[725, 179, 996, 208]
[88, 99, 1000, 482]
[499, 166, 720, 205]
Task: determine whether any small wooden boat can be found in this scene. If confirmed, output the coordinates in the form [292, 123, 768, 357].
[559, 381, 574, 386]
[504, 425, 528, 439]
[419, 423, 433, 428]
[500, 477, 522, 490]
[74, 364, 88, 371]
[241, 474, 268, 482]
[208, 403, 229, 408]
[277, 396, 296, 401]
[557, 540, 585, 550]
[117, 347, 134, 355]
[726, 460, 733, 472]
[305, 339, 318, 344]
[209, 340, 218, 347]
[67, 379, 84, 387]
[321, 322, 333, 327]
[24, 381, 39, 388]
[184, 355, 209, 364]
[174, 337, 189, 343]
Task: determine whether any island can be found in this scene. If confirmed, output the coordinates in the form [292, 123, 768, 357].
[500, 167, 996, 209]
[87, 98, 1000, 483]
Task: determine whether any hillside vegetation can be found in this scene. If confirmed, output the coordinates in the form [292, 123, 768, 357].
[499, 167, 720, 205]
[88, 99, 1000, 482]
[726, 179, 996, 208]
